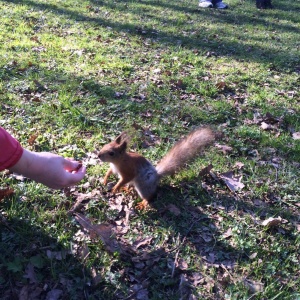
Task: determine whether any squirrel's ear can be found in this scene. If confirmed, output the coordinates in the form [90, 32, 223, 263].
[115, 132, 128, 144]
[118, 141, 127, 153]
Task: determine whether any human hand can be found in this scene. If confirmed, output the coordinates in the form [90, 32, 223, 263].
[9, 150, 86, 189]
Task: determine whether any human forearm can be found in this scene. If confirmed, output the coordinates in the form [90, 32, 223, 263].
[9, 149, 86, 189]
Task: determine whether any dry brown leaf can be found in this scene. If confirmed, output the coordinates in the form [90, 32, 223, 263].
[233, 161, 244, 169]
[249, 252, 258, 260]
[216, 81, 226, 90]
[199, 163, 213, 177]
[23, 263, 38, 284]
[28, 134, 38, 145]
[243, 278, 264, 293]
[222, 228, 233, 239]
[177, 258, 188, 271]
[132, 284, 149, 300]
[220, 171, 245, 192]
[191, 272, 205, 286]
[132, 237, 153, 250]
[74, 213, 130, 255]
[261, 217, 284, 227]
[215, 143, 233, 154]
[68, 190, 100, 214]
[0, 187, 14, 201]
[45, 289, 63, 300]
[91, 267, 102, 286]
[200, 232, 213, 243]
[263, 112, 282, 124]
[19, 285, 44, 300]
[260, 121, 274, 130]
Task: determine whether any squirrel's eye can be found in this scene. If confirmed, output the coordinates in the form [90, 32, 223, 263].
[108, 151, 114, 156]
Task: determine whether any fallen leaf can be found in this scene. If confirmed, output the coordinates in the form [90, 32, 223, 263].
[215, 143, 233, 154]
[200, 232, 213, 243]
[91, 267, 102, 286]
[23, 263, 38, 284]
[132, 237, 153, 250]
[177, 258, 188, 270]
[19, 285, 29, 300]
[263, 112, 282, 124]
[292, 132, 300, 140]
[216, 81, 226, 90]
[45, 289, 63, 300]
[74, 213, 129, 254]
[68, 190, 100, 214]
[220, 171, 245, 192]
[28, 134, 38, 146]
[191, 272, 205, 286]
[222, 228, 233, 239]
[249, 252, 258, 260]
[199, 163, 213, 177]
[132, 284, 149, 300]
[287, 91, 296, 98]
[262, 217, 284, 227]
[233, 162, 244, 169]
[260, 121, 274, 130]
[19, 285, 43, 300]
[243, 278, 264, 293]
[0, 187, 14, 201]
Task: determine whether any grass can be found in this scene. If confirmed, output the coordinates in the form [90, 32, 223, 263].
[0, 0, 299, 299]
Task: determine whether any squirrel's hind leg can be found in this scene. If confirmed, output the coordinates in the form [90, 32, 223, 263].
[135, 199, 150, 210]
[134, 178, 158, 210]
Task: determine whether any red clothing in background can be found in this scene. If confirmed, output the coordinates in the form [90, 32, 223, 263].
[0, 127, 23, 171]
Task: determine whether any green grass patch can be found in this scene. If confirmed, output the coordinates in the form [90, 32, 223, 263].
[0, 0, 299, 299]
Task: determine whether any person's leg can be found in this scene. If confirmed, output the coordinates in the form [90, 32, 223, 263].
[213, 0, 228, 9]
[199, 0, 213, 8]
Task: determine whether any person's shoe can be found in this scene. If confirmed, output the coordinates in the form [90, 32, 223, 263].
[199, 1, 213, 8]
[214, 2, 228, 8]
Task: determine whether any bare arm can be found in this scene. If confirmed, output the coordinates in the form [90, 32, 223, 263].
[9, 149, 86, 189]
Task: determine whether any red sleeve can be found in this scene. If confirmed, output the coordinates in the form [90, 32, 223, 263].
[0, 127, 24, 171]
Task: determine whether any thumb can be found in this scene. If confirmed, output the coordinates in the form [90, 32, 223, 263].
[63, 159, 82, 172]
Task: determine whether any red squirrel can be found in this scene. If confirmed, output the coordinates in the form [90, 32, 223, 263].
[98, 127, 215, 209]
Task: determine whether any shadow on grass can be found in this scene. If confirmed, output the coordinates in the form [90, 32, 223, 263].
[1, 156, 299, 300]
[2, 0, 300, 70]
[0, 217, 88, 299]
[142, 180, 299, 297]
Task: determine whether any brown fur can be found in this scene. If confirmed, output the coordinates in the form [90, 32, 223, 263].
[156, 127, 215, 177]
[98, 128, 215, 208]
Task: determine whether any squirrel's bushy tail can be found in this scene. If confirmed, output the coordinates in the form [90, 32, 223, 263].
[155, 127, 215, 177]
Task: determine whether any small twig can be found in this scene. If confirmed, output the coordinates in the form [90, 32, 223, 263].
[171, 250, 179, 278]
[221, 264, 235, 282]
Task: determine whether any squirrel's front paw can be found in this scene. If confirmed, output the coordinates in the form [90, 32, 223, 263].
[135, 199, 149, 210]
[121, 186, 134, 193]
[111, 186, 120, 194]
[102, 177, 108, 185]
